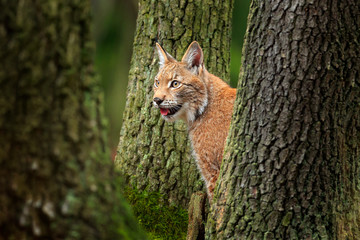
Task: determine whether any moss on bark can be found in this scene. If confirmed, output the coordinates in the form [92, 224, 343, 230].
[0, 1, 146, 239]
[124, 186, 188, 240]
[207, 0, 360, 239]
[116, 0, 234, 208]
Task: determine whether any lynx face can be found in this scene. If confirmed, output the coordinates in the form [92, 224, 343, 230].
[153, 42, 208, 123]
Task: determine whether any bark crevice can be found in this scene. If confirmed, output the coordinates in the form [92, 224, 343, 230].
[207, 0, 360, 239]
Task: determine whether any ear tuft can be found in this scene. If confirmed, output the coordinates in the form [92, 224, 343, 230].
[181, 41, 204, 74]
[155, 43, 175, 67]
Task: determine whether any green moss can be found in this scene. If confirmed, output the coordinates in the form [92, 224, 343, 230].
[124, 187, 188, 240]
[281, 212, 293, 227]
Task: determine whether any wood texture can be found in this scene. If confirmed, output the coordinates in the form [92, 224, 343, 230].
[187, 192, 207, 240]
[0, 1, 146, 239]
[207, 0, 360, 239]
[116, 0, 234, 207]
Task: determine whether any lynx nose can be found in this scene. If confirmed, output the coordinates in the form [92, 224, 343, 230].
[153, 97, 163, 105]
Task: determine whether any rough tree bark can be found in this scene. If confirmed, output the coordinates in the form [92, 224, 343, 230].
[115, 0, 233, 207]
[0, 1, 146, 239]
[208, 0, 360, 239]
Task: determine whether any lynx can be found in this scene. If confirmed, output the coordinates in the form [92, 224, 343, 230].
[153, 41, 236, 200]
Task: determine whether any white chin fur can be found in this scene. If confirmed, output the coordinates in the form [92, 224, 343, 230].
[160, 101, 207, 124]
[162, 116, 176, 122]
[162, 106, 186, 122]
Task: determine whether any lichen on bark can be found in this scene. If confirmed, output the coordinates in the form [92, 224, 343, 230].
[207, 0, 360, 239]
[0, 1, 146, 239]
[116, 0, 234, 208]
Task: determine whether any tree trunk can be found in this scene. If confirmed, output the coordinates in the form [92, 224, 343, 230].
[208, 0, 360, 239]
[187, 192, 207, 240]
[116, 0, 233, 207]
[0, 1, 146, 239]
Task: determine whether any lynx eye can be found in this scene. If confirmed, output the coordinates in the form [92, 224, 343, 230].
[170, 80, 181, 88]
[154, 80, 160, 88]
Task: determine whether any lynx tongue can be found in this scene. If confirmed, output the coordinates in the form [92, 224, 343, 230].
[160, 108, 169, 116]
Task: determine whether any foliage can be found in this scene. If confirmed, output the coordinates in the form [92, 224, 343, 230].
[124, 187, 188, 240]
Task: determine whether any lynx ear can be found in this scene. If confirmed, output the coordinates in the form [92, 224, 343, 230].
[155, 43, 175, 67]
[181, 41, 204, 74]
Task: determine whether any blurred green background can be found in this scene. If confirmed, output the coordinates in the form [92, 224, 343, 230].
[93, 0, 251, 152]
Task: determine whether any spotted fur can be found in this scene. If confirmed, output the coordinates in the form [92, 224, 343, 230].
[153, 41, 236, 201]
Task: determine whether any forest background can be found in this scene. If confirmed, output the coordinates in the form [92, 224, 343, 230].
[94, 0, 251, 151]
[2, 0, 359, 239]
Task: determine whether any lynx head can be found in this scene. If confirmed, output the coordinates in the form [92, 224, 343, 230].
[153, 41, 208, 123]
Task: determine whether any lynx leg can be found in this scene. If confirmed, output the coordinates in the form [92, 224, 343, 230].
[206, 172, 219, 202]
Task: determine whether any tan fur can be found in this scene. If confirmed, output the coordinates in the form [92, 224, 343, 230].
[153, 41, 236, 200]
